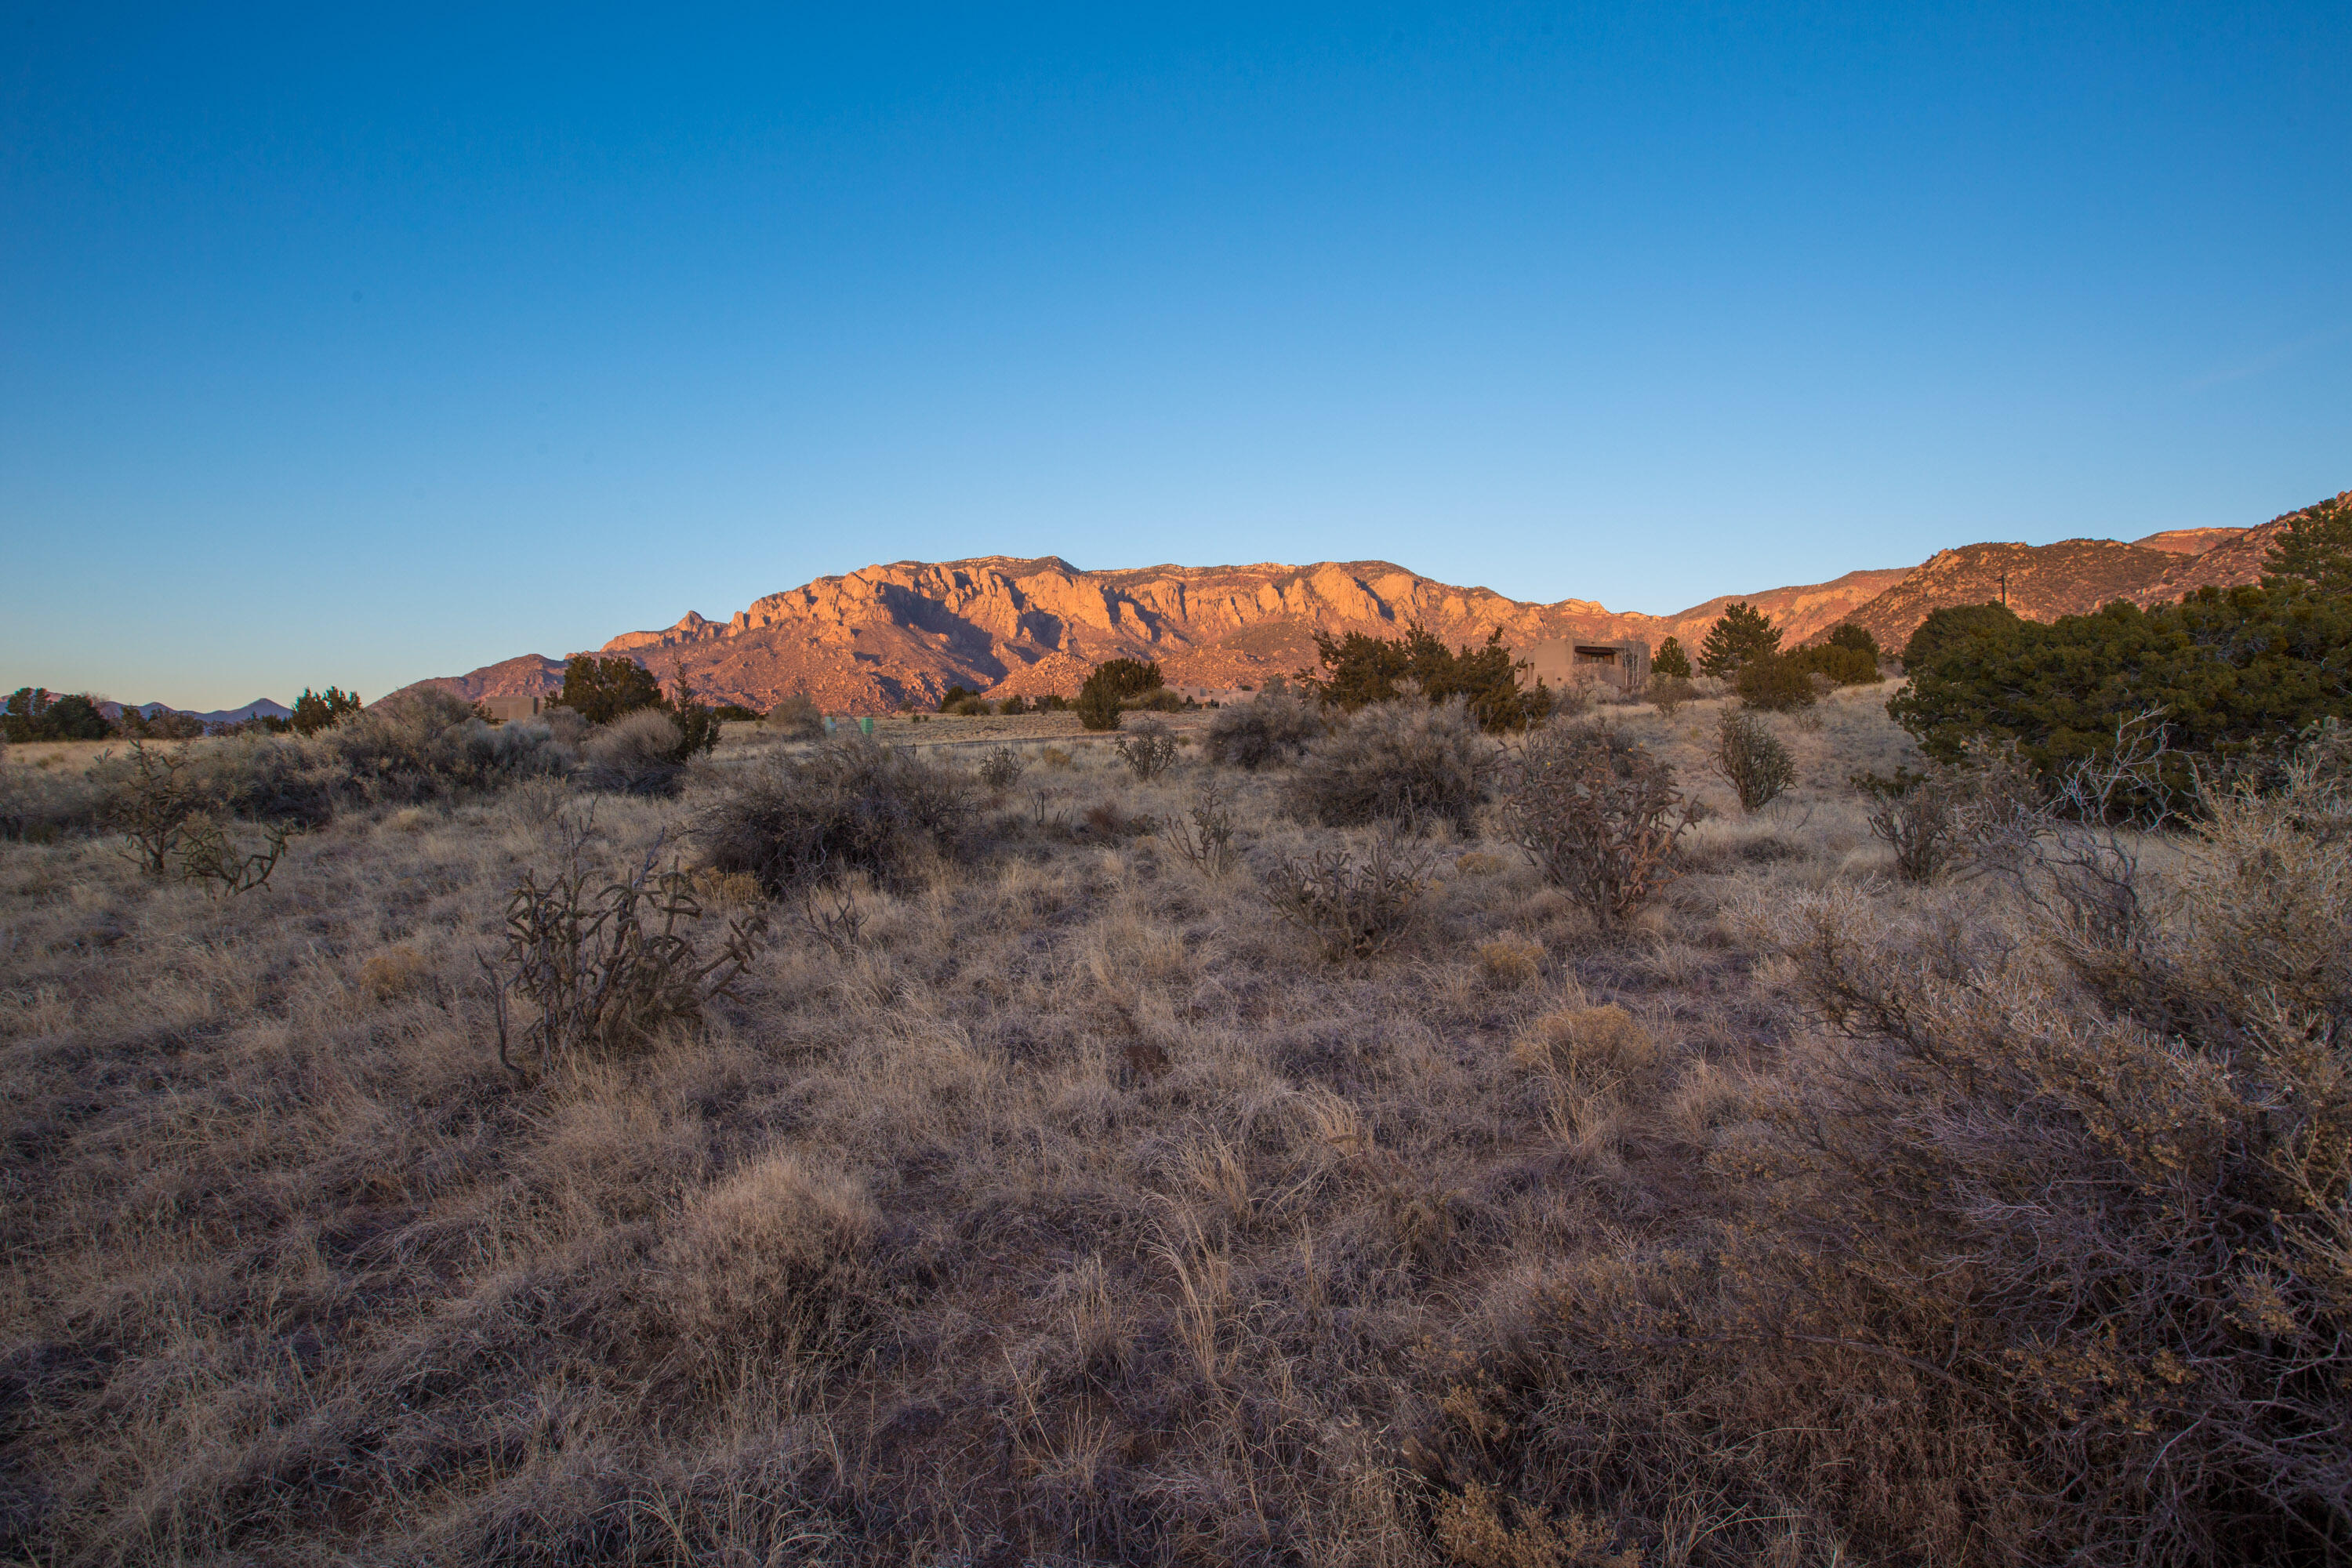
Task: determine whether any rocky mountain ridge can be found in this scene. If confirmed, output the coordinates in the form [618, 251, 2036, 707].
[402, 494, 2336, 715]
[409, 557, 1911, 714]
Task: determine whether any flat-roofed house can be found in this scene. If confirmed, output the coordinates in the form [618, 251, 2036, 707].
[481, 694, 545, 723]
[1519, 638, 1651, 695]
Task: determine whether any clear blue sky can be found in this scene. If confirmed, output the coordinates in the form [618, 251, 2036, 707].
[5, 3, 2346, 707]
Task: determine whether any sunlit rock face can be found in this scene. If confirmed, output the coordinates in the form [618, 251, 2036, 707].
[395, 508, 2293, 714]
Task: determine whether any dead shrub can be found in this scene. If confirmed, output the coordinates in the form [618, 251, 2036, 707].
[1501, 723, 1690, 928]
[89, 738, 310, 880]
[1546, 681, 1592, 721]
[0, 750, 103, 841]
[1287, 697, 1497, 836]
[1112, 717, 1181, 781]
[1860, 768, 1964, 882]
[1735, 653, 1817, 711]
[1728, 746, 2352, 1564]
[655, 1151, 877, 1374]
[975, 745, 1029, 792]
[793, 881, 867, 956]
[1476, 938, 1542, 988]
[174, 813, 292, 896]
[1205, 691, 1325, 769]
[1456, 850, 1505, 876]
[1432, 1482, 1636, 1568]
[1712, 708, 1794, 812]
[484, 821, 763, 1076]
[332, 688, 574, 801]
[93, 740, 199, 874]
[1511, 1004, 1656, 1079]
[1646, 674, 1696, 716]
[360, 946, 430, 1001]
[1261, 833, 1432, 959]
[688, 866, 764, 907]
[691, 737, 977, 894]
[767, 692, 826, 739]
[583, 709, 687, 795]
[1159, 782, 1239, 877]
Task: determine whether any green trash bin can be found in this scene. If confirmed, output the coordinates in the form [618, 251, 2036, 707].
[859, 716, 874, 736]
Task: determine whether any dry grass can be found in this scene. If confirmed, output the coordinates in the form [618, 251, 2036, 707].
[0, 691, 2340, 1566]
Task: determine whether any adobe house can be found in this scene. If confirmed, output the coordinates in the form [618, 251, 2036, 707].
[481, 694, 546, 723]
[1519, 638, 1651, 695]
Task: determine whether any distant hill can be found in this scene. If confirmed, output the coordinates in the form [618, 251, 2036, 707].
[93, 698, 294, 727]
[391, 492, 2337, 713]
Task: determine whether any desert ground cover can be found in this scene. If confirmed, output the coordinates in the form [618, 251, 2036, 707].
[0, 686, 2344, 1566]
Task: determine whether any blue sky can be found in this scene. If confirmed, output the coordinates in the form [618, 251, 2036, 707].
[5, 2, 2346, 707]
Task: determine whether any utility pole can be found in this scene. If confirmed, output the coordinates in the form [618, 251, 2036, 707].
[1999, 572, 2008, 607]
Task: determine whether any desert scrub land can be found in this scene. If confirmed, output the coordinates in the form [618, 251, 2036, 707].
[0, 686, 2345, 1566]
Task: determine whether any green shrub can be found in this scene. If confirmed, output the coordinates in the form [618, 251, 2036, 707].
[1734, 654, 1818, 710]
[290, 686, 363, 735]
[711, 702, 764, 723]
[1650, 636, 1693, 680]
[1786, 642, 1882, 685]
[1889, 584, 2352, 803]
[1825, 622, 1881, 661]
[1501, 722, 1690, 927]
[2262, 488, 2352, 596]
[1087, 659, 1162, 702]
[2, 688, 112, 742]
[996, 693, 1031, 716]
[1900, 601, 2022, 670]
[666, 684, 723, 761]
[691, 738, 978, 894]
[557, 655, 666, 725]
[1074, 683, 1120, 731]
[1297, 624, 1548, 732]
[1121, 687, 1183, 713]
[1285, 697, 1496, 836]
[118, 707, 206, 740]
[938, 684, 996, 716]
[1713, 709, 1795, 811]
[1696, 602, 1782, 677]
[1204, 691, 1325, 768]
[1074, 660, 1160, 730]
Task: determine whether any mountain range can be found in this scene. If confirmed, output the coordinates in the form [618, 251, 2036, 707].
[400, 495, 2336, 716]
